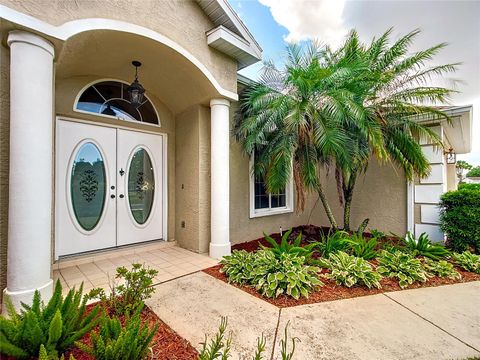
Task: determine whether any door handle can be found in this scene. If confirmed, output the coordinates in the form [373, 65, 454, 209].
[119, 194, 125, 199]
[110, 194, 116, 199]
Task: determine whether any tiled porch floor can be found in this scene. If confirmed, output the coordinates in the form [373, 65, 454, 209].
[53, 243, 219, 296]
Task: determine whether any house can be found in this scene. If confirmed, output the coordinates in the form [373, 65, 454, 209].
[0, 0, 472, 308]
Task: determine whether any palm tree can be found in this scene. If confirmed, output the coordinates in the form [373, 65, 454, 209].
[234, 43, 365, 229]
[333, 29, 459, 231]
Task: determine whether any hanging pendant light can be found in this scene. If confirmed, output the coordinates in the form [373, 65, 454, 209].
[127, 60, 145, 108]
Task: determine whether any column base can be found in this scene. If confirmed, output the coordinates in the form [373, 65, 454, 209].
[2, 279, 53, 312]
[209, 242, 231, 259]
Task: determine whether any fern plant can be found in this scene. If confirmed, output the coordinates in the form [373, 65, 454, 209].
[452, 251, 480, 274]
[76, 303, 158, 360]
[403, 232, 450, 260]
[199, 317, 296, 360]
[422, 258, 461, 279]
[0, 280, 100, 359]
[315, 231, 351, 257]
[348, 234, 378, 260]
[377, 250, 428, 288]
[38, 344, 76, 360]
[260, 228, 317, 260]
[321, 251, 382, 288]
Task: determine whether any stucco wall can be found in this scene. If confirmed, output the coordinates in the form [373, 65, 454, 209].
[229, 101, 408, 244]
[175, 105, 211, 253]
[0, 0, 238, 94]
[0, 43, 10, 298]
[55, 76, 176, 243]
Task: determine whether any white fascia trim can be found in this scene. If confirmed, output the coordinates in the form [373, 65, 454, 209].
[212, 0, 263, 55]
[248, 155, 294, 219]
[0, 5, 238, 101]
[207, 25, 261, 61]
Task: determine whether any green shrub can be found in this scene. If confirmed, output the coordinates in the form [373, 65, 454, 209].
[221, 250, 322, 299]
[466, 166, 480, 178]
[439, 186, 480, 253]
[348, 233, 378, 260]
[458, 183, 480, 191]
[377, 251, 429, 288]
[199, 317, 296, 360]
[0, 281, 100, 359]
[321, 251, 382, 289]
[370, 229, 386, 239]
[453, 251, 480, 274]
[422, 258, 461, 279]
[38, 344, 75, 360]
[76, 303, 158, 360]
[315, 230, 351, 257]
[87, 263, 158, 316]
[402, 232, 450, 260]
[261, 228, 317, 260]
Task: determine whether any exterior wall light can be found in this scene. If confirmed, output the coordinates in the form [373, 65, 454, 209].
[446, 148, 456, 164]
[127, 60, 145, 108]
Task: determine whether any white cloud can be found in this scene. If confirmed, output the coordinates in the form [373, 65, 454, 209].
[258, 0, 347, 48]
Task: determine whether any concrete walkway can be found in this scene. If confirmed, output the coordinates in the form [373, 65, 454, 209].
[146, 273, 480, 360]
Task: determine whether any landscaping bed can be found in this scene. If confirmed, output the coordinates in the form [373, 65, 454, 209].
[203, 225, 480, 308]
[66, 303, 198, 360]
[203, 263, 480, 308]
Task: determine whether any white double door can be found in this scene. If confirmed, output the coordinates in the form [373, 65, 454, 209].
[56, 120, 164, 257]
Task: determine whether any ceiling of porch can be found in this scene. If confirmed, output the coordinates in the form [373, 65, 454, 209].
[55, 30, 221, 114]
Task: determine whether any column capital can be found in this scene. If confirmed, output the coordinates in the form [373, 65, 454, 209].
[7, 30, 54, 57]
[210, 98, 230, 108]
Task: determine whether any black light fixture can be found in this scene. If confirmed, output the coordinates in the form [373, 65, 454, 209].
[127, 60, 145, 108]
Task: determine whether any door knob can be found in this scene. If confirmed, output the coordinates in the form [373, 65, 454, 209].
[111, 185, 115, 190]
[110, 194, 115, 199]
[119, 194, 125, 198]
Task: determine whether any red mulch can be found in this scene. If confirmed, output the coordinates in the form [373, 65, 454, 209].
[207, 225, 480, 308]
[65, 303, 198, 360]
[203, 264, 480, 308]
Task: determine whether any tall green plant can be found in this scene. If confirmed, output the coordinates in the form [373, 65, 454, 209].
[0, 281, 100, 359]
[260, 228, 317, 260]
[331, 28, 457, 230]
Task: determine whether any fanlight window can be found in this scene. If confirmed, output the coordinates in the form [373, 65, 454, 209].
[76, 80, 159, 125]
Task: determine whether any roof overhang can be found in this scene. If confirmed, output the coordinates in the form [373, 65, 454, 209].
[196, 0, 262, 69]
[418, 105, 473, 154]
[438, 106, 473, 154]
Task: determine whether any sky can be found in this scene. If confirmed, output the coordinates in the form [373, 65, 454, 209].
[229, 0, 480, 166]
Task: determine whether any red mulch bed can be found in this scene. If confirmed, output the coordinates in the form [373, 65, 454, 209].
[205, 225, 480, 308]
[65, 303, 198, 360]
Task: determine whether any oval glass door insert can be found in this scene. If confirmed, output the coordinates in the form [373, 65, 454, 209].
[71, 142, 106, 231]
[128, 148, 155, 224]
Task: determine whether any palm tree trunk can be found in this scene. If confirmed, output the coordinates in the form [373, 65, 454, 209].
[342, 172, 358, 231]
[317, 183, 338, 230]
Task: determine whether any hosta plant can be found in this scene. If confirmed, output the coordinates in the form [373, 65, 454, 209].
[0, 281, 100, 359]
[422, 258, 461, 279]
[348, 234, 378, 260]
[76, 303, 158, 360]
[261, 228, 317, 260]
[221, 250, 322, 299]
[377, 250, 429, 288]
[452, 251, 480, 274]
[403, 232, 450, 260]
[87, 263, 158, 316]
[321, 251, 382, 289]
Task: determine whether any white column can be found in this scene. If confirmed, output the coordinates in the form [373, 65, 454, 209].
[209, 99, 231, 259]
[3, 31, 55, 309]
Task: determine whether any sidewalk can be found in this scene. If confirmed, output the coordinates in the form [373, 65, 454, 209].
[146, 273, 480, 359]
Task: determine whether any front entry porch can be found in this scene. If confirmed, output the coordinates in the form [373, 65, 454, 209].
[53, 241, 218, 297]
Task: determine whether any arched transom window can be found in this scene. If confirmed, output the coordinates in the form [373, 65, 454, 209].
[75, 80, 159, 125]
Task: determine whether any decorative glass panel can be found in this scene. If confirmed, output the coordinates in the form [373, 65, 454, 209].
[76, 80, 159, 125]
[128, 148, 155, 224]
[71, 143, 106, 231]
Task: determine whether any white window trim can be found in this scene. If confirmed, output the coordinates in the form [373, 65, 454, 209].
[249, 155, 294, 218]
